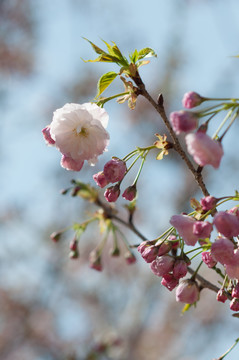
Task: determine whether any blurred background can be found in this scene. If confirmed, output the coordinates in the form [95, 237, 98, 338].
[1, 0, 239, 359]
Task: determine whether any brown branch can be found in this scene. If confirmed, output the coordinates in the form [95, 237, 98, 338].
[132, 72, 209, 197]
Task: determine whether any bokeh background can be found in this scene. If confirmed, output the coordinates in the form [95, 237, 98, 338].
[1, 0, 239, 359]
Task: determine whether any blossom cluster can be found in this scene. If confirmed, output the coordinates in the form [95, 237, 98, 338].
[170, 92, 224, 169]
[93, 158, 137, 202]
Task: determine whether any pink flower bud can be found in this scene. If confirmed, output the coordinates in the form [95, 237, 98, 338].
[232, 283, 239, 298]
[140, 245, 159, 263]
[201, 251, 217, 268]
[155, 240, 172, 256]
[122, 185, 137, 201]
[161, 274, 179, 291]
[185, 131, 224, 169]
[228, 206, 239, 219]
[200, 196, 217, 211]
[225, 250, 239, 280]
[93, 171, 109, 188]
[170, 214, 198, 246]
[104, 158, 127, 183]
[216, 289, 228, 303]
[61, 155, 84, 171]
[176, 280, 200, 304]
[170, 111, 198, 135]
[150, 255, 175, 277]
[104, 185, 120, 202]
[69, 238, 78, 251]
[173, 259, 188, 279]
[182, 91, 204, 109]
[193, 221, 213, 239]
[211, 238, 235, 265]
[137, 241, 148, 254]
[230, 298, 239, 311]
[50, 231, 62, 242]
[213, 211, 239, 238]
[42, 126, 55, 145]
[89, 250, 103, 271]
[167, 235, 180, 249]
[124, 252, 136, 264]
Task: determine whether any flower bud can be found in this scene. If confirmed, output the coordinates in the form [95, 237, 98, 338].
[104, 185, 120, 202]
[155, 240, 172, 256]
[182, 91, 204, 109]
[230, 298, 239, 311]
[185, 131, 224, 169]
[211, 238, 235, 265]
[201, 251, 217, 268]
[50, 231, 62, 242]
[122, 185, 137, 201]
[161, 274, 179, 291]
[193, 221, 213, 239]
[124, 252, 136, 264]
[140, 245, 159, 263]
[173, 259, 188, 279]
[175, 280, 200, 304]
[104, 158, 127, 183]
[170, 111, 198, 135]
[232, 283, 239, 298]
[200, 196, 217, 211]
[216, 289, 228, 303]
[213, 211, 239, 238]
[150, 255, 174, 277]
[89, 250, 103, 271]
[93, 171, 109, 188]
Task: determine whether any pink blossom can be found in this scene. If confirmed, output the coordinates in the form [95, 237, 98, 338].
[232, 283, 239, 298]
[211, 238, 235, 265]
[185, 131, 223, 168]
[225, 250, 239, 280]
[175, 280, 200, 304]
[213, 211, 239, 238]
[216, 289, 228, 303]
[201, 251, 217, 268]
[150, 255, 175, 277]
[122, 185, 137, 201]
[200, 196, 217, 211]
[193, 221, 213, 239]
[161, 274, 179, 291]
[42, 126, 55, 145]
[182, 91, 204, 109]
[93, 171, 109, 188]
[104, 158, 127, 183]
[170, 214, 198, 246]
[45, 103, 109, 171]
[230, 298, 239, 311]
[104, 185, 120, 202]
[170, 111, 198, 135]
[173, 259, 188, 279]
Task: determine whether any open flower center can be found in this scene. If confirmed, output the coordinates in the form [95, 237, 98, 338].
[73, 125, 88, 137]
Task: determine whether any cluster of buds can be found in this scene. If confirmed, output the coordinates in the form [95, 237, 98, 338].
[137, 238, 199, 304]
[93, 157, 137, 202]
[169, 91, 228, 169]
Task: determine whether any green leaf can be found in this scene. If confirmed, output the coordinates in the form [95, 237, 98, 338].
[138, 47, 157, 60]
[82, 53, 120, 63]
[83, 37, 106, 55]
[129, 49, 139, 63]
[181, 303, 192, 313]
[96, 71, 118, 98]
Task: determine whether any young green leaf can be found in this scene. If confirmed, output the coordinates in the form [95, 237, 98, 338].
[96, 71, 118, 98]
[129, 49, 139, 63]
[138, 47, 157, 60]
[83, 37, 106, 55]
